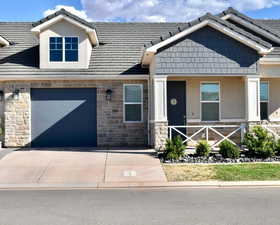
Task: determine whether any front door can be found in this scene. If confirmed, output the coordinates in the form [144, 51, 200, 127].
[167, 81, 186, 126]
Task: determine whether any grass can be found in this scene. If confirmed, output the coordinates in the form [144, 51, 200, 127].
[163, 163, 280, 182]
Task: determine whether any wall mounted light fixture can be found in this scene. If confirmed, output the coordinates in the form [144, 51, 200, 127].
[13, 89, 20, 100]
[105, 89, 113, 101]
[0, 91, 4, 101]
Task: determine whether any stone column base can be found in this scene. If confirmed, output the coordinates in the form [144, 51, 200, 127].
[150, 121, 168, 151]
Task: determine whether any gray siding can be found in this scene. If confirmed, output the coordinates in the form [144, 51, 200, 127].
[155, 26, 260, 75]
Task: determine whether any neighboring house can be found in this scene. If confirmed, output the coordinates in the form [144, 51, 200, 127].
[0, 7, 280, 149]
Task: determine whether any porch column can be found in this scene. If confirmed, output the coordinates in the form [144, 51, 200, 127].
[150, 76, 168, 150]
[245, 77, 260, 122]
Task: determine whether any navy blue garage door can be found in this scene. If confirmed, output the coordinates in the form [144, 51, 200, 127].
[31, 88, 97, 147]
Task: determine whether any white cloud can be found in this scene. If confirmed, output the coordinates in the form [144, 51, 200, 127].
[43, 5, 92, 21]
[44, 0, 280, 23]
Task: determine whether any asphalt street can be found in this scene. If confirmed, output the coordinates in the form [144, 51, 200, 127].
[0, 187, 279, 225]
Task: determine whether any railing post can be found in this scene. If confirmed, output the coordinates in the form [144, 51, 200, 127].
[169, 127, 172, 140]
[240, 123, 247, 142]
[206, 126, 209, 142]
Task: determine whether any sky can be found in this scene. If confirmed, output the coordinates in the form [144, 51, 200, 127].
[0, 0, 280, 22]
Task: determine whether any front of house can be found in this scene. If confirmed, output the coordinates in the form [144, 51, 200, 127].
[0, 8, 280, 149]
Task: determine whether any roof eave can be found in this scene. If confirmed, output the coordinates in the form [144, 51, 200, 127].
[30, 14, 99, 46]
[219, 7, 280, 44]
[142, 19, 273, 66]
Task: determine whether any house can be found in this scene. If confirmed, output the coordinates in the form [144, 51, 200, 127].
[0, 7, 280, 149]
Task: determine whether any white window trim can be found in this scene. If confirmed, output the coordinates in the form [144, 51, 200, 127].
[123, 84, 143, 123]
[200, 81, 221, 122]
[49, 36, 79, 63]
[260, 81, 269, 120]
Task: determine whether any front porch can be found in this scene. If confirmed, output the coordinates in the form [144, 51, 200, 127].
[150, 76, 280, 150]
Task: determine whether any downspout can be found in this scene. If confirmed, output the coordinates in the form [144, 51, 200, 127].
[147, 77, 150, 147]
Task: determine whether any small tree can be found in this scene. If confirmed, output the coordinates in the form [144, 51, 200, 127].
[219, 140, 240, 159]
[196, 140, 211, 157]
[163, 136, 186, 161]
[242, 126, 275, 158]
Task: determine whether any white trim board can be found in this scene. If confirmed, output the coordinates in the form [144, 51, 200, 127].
[0, 75, 149, 81]
[31, 15, 99, 46]
[0, 36, 9, 46]
[221, 14, 280, 45]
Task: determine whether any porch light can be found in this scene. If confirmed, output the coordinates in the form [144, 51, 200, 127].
[13, 89, 20, 100]
[105, 89, 113, 101]
[0, 91, 3, 101]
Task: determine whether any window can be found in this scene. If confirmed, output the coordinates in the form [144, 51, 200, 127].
[49, 37, 78, 62]
[201, 82, 220, 121]
[124, 84, 143, 122]
[260, 81, 269, 120]
[65, 37, 78, 61]
[49, 37, 63, 62]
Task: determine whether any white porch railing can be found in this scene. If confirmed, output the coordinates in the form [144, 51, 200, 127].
[261, 125, 280, 140]
[168, 125, 245, 148]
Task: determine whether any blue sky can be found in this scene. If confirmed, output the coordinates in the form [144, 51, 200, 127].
[0, 0, 280, 22]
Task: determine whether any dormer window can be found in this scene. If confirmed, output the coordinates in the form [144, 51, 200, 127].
[50, 37, 63, 61]
[49, 37, 78, 62]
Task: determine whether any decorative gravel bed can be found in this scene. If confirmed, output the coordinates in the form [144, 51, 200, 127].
[160, 153, 280, 164]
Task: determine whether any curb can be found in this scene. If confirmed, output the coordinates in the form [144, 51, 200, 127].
[1, 181, 280, 190]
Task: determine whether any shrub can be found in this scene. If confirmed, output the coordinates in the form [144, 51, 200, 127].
[242, 126, 275, 158]
[274, 139, 280, 156]
[219, 140, 240, 159]
[163, 136, 186, 161]
[196, 140, 211, 157]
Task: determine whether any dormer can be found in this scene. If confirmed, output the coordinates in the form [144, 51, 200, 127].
[31, 9, 98, 69]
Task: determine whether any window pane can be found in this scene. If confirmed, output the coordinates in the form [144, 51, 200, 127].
[125, 104, 141, 121]
[260, 82, 268, 101]
[65, 37, 72, 43]
[202, 103, 219, 121]
[50, 50, 63, 62]
[201, 83, 219, 101]
[56, 37, 62, 43]
[125, 85, 141, 102]
[261, 102, 268, 120]
[65, 50, 78, 62]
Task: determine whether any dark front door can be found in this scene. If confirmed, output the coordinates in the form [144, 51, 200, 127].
[167, 81, 186, 126]
[31, 88, 97, 147]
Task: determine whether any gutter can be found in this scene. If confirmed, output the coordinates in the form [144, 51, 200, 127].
[0, 74, 150, 81]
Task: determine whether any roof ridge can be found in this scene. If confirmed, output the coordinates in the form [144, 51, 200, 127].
[219, 7, 280, 40]
[32, 8, 95, 29]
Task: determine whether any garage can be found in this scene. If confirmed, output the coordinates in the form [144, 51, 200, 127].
[31, 88, 97, 147]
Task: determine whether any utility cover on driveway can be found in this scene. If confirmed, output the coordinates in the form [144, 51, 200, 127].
[31, 88, 97, 147]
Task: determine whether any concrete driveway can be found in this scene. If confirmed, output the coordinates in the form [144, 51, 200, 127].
[0, 148, 166, 185]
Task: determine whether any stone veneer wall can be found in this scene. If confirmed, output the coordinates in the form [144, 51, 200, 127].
[4, 82, 31, 146]
[3, 80, 148, 147]
[150, 121, 168, 151]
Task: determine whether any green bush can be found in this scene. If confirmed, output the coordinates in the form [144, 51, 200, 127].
[219, 140, 240, 159]
[196, 140, 211, 157]
[274, 139, 280, 156]
[242, 126, 275, 158]
[163, 136, 186, 161]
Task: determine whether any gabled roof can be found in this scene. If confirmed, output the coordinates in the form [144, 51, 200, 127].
[31, 9, 98, 46]
[219, 7, 280, 45]
[142, 12, 273, 65]
[32, 8, 95, 30]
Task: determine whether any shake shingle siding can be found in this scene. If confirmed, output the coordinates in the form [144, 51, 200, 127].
[155, 26, 260, 75]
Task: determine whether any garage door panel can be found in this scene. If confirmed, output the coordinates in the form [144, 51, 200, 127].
[31, 88, 97, 147]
